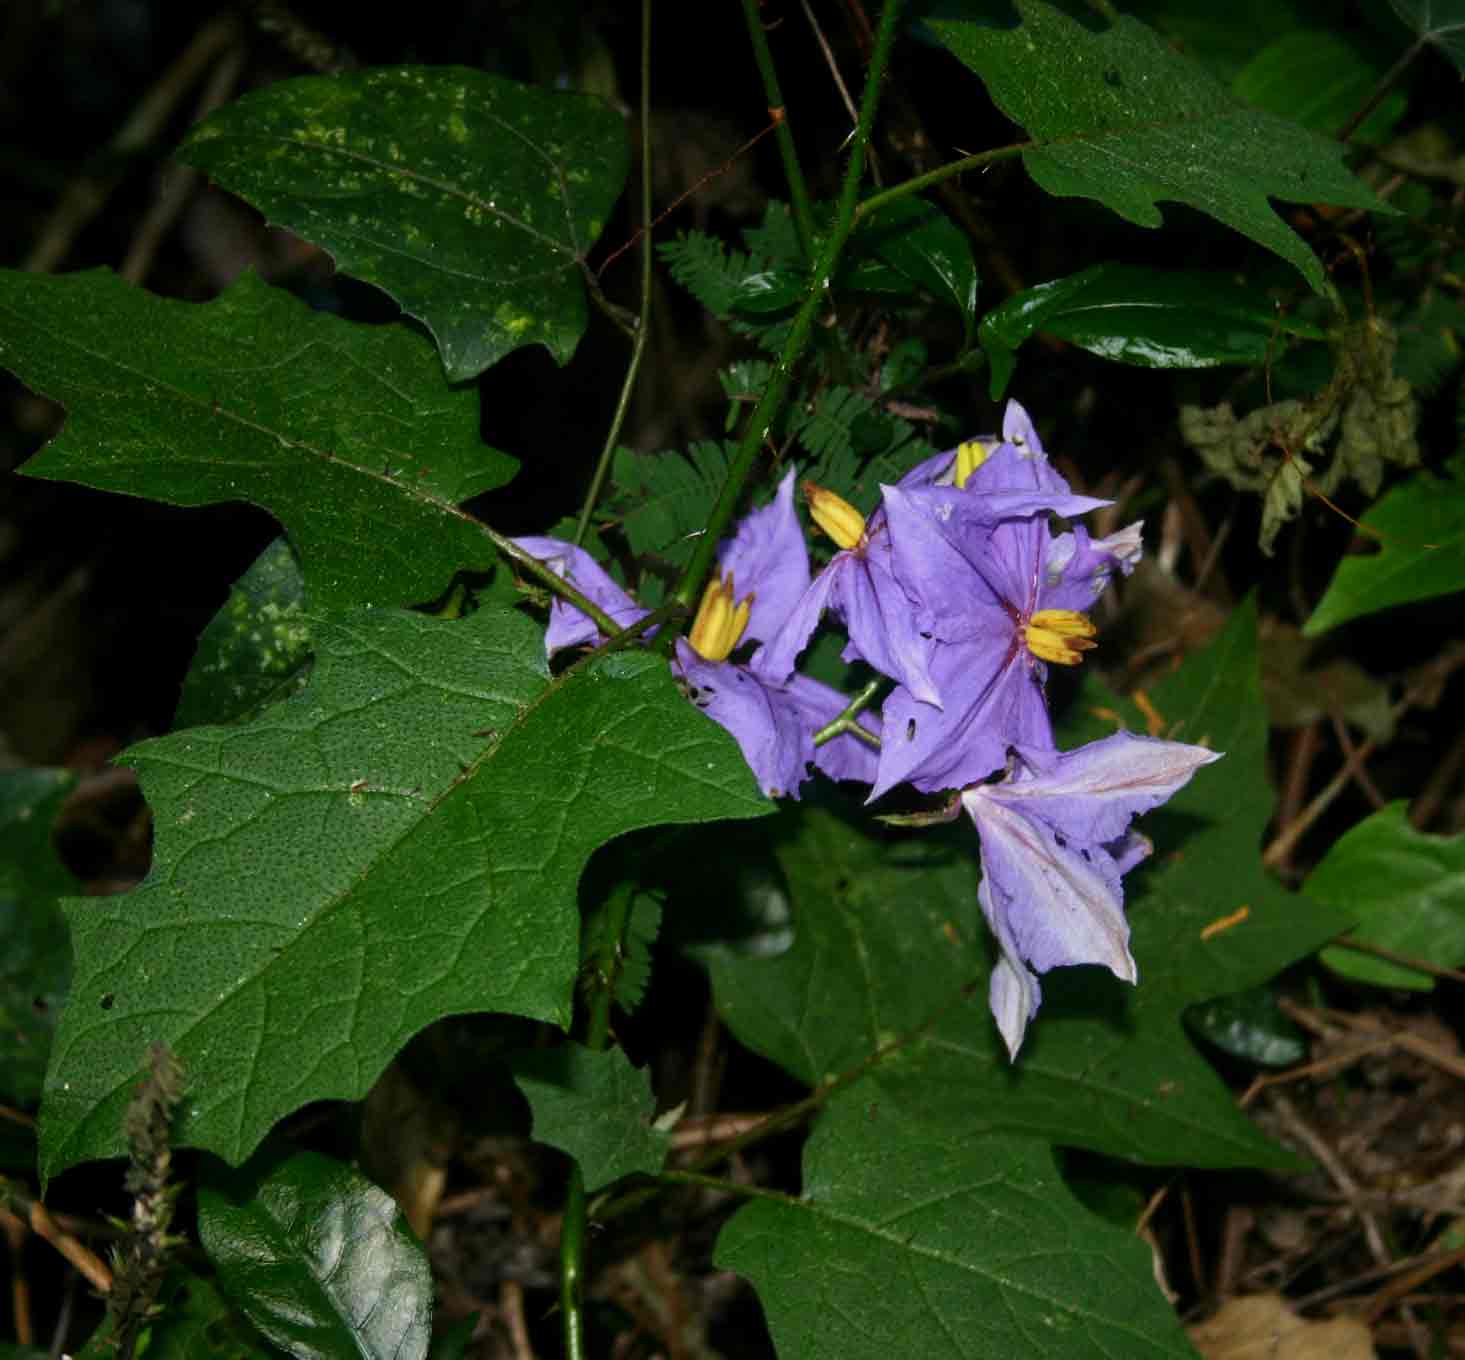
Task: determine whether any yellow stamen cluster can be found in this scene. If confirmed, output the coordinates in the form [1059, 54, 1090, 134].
[954, 439, 993, 488]
[804, 482, 866, 551]
[1024, 609, 1097, 666]
[688, 572, 753, 662]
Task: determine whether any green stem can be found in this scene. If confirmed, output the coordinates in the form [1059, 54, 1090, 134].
[854, 141, 1029, 225]
[572, 0, 657, 548]
[813, 678, 883, 749]
[561, 1163, 588, 1360]
[739, 0, 816, 258]
[664, 0, 907, 643]
[494, 533, 623, 641]
[652, 1169, 805, 1207]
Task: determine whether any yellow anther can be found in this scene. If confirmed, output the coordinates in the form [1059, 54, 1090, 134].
[1024, 609, 1097, 666]
[688, 572, 753, 662]
[804, 481, 867, 551]
[954, 439, 993, 488]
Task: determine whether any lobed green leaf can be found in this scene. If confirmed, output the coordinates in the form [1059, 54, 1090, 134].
[40, 608, 769, 1178]
[928, 2, 1386, 293]
[180, 67, 628, 382]
[1, 270, 515, 611]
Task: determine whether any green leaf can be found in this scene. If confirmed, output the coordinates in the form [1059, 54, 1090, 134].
[198, 1146, 430, 1360]
[508, 1044, 670, 1190]
[718, 1115, 1196, 1360]
[179, 67, 628, 382]
[708, 600, 1346, 1169]
[1304, 456, 1465, 634]
[1, 270, 515, 611]
[40, 608, 769, 1179]
[854, 198, 979, 336]
[1233, 31, 1406, 144]
[175, 539, 311, 730]
[0, 769, 75, 1106]
[1186, 985, 1308, 1068]
[1308, 802, 1465, 990]
[928, 2, 1387, 292]
[74, 1267, 276, 1360]
[1388, 0, 1465, 73]
[978, 263, 1325, 398]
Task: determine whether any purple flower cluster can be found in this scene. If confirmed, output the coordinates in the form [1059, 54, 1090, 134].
[516, 400, 1219, 1056]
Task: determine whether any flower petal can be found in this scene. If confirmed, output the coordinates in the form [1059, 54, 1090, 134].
[869, 637, 1051, 800]
[719, 469, 810, 648]
[674, 640, 811, 799]
[513, 536, 649, 656]
[999, 733, 1223, 848]
[988, 951, 1043, 1061]
[964, 783, 1138, 985]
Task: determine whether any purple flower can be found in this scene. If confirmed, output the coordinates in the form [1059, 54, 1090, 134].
[960, 733, 1222, 1058]
[757, 482, 945, 708]
[865, 420, 1129, 800]
[513, 472, 877, 799]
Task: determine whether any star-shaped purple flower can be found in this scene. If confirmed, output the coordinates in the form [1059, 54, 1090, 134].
[960, 732, 1222, 1058]
[865, 410, 1129, 799]
[514, 471, 877, 799]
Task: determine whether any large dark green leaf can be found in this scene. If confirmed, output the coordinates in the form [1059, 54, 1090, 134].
[978, 263, 1326, 398]
[718, 1114, 1196, 1360]
[180, 67, 628, 382]
[928, 2, 1385, 292]
[854, 198, 979, 338]
[708, 601, 1346, 1168]
[1, 270, 515, 611]
[198, 1147, 430, 1360]
[1308, 802, 1465, 990]
[39, 608, 769, 1179]
[1304, 455, 1465, 634]
[508, 1044, 670, 1190]
[0, 769, 75, 1106]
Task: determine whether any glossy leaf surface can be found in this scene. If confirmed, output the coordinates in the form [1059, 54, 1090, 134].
[978, 263, 1325, 398]
[180, 67, 628, 381]
[199, 1147, 430, 1360]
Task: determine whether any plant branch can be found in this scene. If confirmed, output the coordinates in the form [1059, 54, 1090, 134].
[665, 0, 907, 639]
[740, 0, 817, 257]
[813, 678, 883, 748]
[854, 141, 1029, 224]
[573, 1, 658, 547]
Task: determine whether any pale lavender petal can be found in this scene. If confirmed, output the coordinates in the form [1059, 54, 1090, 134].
[1108, 830, 1153, 877]
[881, 484, 1005, 637]
[963, 783, 1138, 985]
[754, 557, 841, 683]
[513, 536, 649, 657]
[831, 537, 943, 708]
[719, 469, 810, 647]
[674, 641, 811, 800]
[999, 733, 1222, 847]
[869, 637, 1051, 800]
[988, 943, 1043, 1060]
[1043, 521, 1143, 611]
[893, 445, 961, 489]
[781, 672, 880, 787]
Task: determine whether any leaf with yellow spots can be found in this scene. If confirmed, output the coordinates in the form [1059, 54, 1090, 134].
[180, 67, 628, 383]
